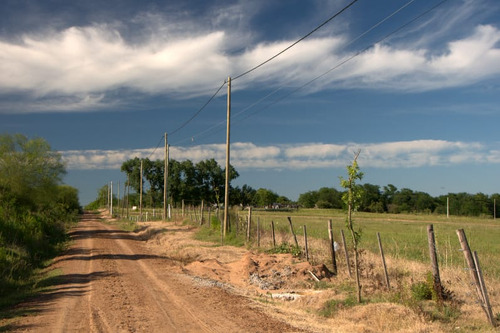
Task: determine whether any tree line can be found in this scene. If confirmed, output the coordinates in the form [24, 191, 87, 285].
[298, 184, 500, 217]
[0, 134, 81, 296]
[90, 157, 499, 218]
[88, 157, 294, 210]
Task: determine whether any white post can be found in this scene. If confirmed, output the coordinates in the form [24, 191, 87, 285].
[110, 181, 113, 216]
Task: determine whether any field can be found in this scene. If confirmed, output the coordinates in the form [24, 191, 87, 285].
[113, 206, 500, 330]
[237, 208, 500, 278]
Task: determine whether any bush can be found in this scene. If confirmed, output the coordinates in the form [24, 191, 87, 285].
[411, 281, 432, 301]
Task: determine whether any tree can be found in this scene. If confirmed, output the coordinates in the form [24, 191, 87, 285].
[253, 188, 278, 207]
[339, 151, 364, 303]
[298, 190, 319, 208]
[0, 134, 66, 208]
[120, 157, 143, 194]
[143, 159, 164, 207]
[317, 187, 343, 209]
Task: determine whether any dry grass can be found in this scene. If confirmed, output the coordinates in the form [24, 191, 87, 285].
[130, 211, 500, 332]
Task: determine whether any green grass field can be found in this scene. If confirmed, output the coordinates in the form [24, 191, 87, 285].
[236, 208, 500, 278]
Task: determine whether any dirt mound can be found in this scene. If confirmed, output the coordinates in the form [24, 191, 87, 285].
[184, 251, 333, 293]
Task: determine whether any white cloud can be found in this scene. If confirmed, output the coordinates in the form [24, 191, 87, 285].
[1, 7, 499, 113]
[60, 140, 497, 171]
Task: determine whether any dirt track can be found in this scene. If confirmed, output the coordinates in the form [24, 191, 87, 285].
[6, 213, 304, 332]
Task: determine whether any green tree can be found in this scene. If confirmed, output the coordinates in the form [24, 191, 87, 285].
[120, 157, 143, 194]
[253, 188, 279, 207]
[339, 151, 364, 303]
[298, 190, 319, 208]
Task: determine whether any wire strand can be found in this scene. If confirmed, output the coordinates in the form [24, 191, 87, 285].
[232, 0, 359, 81]
[169, 80, 227, 137]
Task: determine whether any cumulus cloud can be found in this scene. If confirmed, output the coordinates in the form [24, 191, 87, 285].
[1, 12, 500, 113]
[60, 139, 496, 170]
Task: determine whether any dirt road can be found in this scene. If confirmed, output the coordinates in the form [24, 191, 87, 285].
[6, 213, 303, 332]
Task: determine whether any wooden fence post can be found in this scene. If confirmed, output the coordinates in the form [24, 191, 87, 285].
[257, 217, 261, 247]
[377, 232, 390, 289]
[303, 225, 309, 262]
[246, 207, 252, 243]
[287, 217, 299, 248]
[271, 221, 276, 248]
[328, 220, 338, 275]
[200, 200, 204, 225]
[427, 225, 443, 301]
[472, 251, 496, 327]
[341, 229, 352, 278]
[456, 229, 492, 323]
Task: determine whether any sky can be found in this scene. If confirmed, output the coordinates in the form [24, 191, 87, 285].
[1, 0, 500, 205]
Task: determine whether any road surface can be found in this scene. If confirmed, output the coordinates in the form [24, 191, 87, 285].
[6, 213, 303, 332]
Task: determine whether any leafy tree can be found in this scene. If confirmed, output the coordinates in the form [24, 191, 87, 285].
[143, 159, 164, 207]
[298, 190, 319, 208]
[120, 157, 143, 194]
[317, 187, 343, 209]
[253, 188, 278, 207]
[233, 184, 256, 207]
[339, 151, 364, 303]
[0, 134, 80, 295]
[359, 183, 383, 212]
[0, 134, 66, 209]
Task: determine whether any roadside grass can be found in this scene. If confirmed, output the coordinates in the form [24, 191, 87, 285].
[236, 209, 500, 278]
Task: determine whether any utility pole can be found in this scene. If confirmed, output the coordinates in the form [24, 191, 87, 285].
[223, 76, 231, 237]
[164, 133, 169, 221]
[447, 196, 449, 219]
[140, 159, 143, 222]
[110, 181, 113, 216]
[117, 181, 120, 217]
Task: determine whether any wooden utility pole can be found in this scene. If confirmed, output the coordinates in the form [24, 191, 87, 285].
[164, 133, 169, 221]
[117, 181, 120, 217]
[110, 181, 113, 216]
[223, 76, 231, 237]
[494, 199, 496, 220]
[140, 159, 143, 222]
[447, 196, 450, 218]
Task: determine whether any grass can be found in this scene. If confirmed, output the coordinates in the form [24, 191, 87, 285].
[236, 209, 500, 278]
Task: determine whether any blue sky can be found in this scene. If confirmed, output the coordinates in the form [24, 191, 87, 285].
[1, 0, 500, 205]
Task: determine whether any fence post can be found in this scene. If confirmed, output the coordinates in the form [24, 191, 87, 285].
[472, 251, 496, 327]
[271, 221, 276, 248]
[427, 225, 443, 301]
[341, 229, 352, 278]
[200, 200, 204, 225]
[377, 232, 390, 289]
[246, 207, 252, 243]
[257, 217, 261, 248]
[328, 220, 337, 275]
[287, 217, 299, 248]
[303, 225, 309, 262]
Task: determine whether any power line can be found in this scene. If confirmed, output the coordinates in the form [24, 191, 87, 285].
[232, 0, 359, 81]
[176, 0, 449, 144]
[168, 80, 227, 137]
[167, 0, 358, 141]
[238, 0, 450, 123]
[146, 134, 165, 160]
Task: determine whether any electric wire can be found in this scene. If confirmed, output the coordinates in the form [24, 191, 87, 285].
[146, 134, 165, 160]
[236, 0, 449, 123]
[167, 0, 359, 143]
[168, 80, 227, 137]
[173, 0, 438, 145]
[232, 0, 359, 81]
